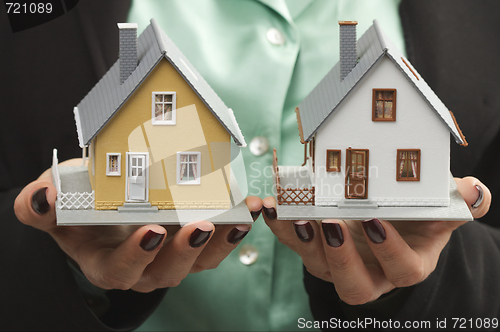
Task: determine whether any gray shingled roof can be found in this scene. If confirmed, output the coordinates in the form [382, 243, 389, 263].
[298, 20, 466, 145]
[74, 19, 246, 148]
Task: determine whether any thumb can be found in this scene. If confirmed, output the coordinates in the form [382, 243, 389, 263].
[455, 177, 491, 219]
[14, 180, 58, 233]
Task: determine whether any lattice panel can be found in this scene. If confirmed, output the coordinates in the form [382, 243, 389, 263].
[58, 191, 95, 210]
[277, 187, 315, 205]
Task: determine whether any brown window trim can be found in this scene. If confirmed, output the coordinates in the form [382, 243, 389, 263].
[326, 149, 341, 172]
[396, 149, 420, 181]
[372, 89, 396, 121]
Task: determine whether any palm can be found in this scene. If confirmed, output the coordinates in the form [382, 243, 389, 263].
[52, 225, 134, 258]
[343, 219, 466, 296]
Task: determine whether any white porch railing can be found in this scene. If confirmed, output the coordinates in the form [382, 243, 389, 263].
[58, 191, 95, 210]
[52, 148, 61, 193]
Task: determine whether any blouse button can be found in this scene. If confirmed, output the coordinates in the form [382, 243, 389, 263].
[267, 28, 286, 45]
[249, 136, 270, 156]
[239, 244, 259, 265]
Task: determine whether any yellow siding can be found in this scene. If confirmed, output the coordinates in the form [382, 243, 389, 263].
[93, 58, 231, 209]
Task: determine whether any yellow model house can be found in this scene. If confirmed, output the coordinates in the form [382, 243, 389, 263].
[72, 20, 246, 212]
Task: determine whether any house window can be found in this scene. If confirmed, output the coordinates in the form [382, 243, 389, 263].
[397, 149, 420, 181]
[177, 152, 201, 185]
[106, 153, 121, 176]
[373, 89, 396, 121]
[326, 150, 341, 172]
[152, 92, 176, 125]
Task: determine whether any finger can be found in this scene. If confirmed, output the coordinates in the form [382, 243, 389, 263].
[361, 218, 427, 289]
[192, 197, 256, 272]
[245, 195, 263, 221]
[320, 220, 386, 305]
[262, 196, 277, 221]
[191, 224, 251, 273]
[137, 221, 214, 291]
[262, 196, 299, 253]
[80, 225, 166, 291]
[455, 177, 491, 219]
[14, 181, 57, 233]
[292, 220, 331, 281]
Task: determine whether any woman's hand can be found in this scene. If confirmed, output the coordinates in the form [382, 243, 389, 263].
[262, 177, 490, 305]
[14, 159, 256, 292]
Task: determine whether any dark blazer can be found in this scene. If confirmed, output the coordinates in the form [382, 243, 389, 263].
[0, 0, 499, 330]
[0, 1, 165, 330]
[304, 0, 500, 327]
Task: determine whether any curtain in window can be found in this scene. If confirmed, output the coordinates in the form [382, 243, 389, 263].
[410, 151, 418, 178]
[399, 151, 406, 178]
[190, 155, 197, 180]
[155, 104, 163, 121]
[180, 155, 187, 180]
[165, 105, 172, 121]
[398, 151, 418, 178]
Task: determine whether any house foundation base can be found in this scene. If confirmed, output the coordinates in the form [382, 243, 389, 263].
[56, 200, 252, 226]
[54, 165, 252, 225]
[276, 175, 472, 221]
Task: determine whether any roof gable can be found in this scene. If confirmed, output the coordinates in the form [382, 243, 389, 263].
[75, 19, 246, 148]
[297, 20, 466, 146]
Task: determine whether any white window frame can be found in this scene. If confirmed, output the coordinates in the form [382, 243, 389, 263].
[152, 91, 176, 125]
[106, 153, 121, 176]
[176, 152, 201, 185]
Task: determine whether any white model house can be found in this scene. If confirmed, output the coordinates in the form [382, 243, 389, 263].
[274, 20, 468, 214]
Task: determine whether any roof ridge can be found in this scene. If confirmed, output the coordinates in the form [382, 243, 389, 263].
[150, 18, 167, 54]
[373, 19, 388, 52]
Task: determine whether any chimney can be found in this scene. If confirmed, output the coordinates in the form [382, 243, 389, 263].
[117, 23, 138, 84]
[339, 21, 358, 81]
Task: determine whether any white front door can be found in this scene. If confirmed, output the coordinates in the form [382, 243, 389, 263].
[126, 153, 148, 202]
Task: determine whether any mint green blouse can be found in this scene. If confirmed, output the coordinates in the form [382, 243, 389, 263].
[128, 1, 404, 330]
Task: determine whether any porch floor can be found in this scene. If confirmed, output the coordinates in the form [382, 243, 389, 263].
[278, 165, 313, 189]
[59, 166, 91, 193]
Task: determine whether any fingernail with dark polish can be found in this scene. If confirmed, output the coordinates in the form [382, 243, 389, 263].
[251, 208, 262, 221]
[263, 206, 277, 220]
[322, 222, 344, 247]
[31, 187, 50, 215]
[362, 218, 386, 244]
[294, 221, 314, 242]
[227, 227, 250, 244]
[140, 230, 165, 251]
[472, 185, 484, 209]
[189, 228, 213, 248]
